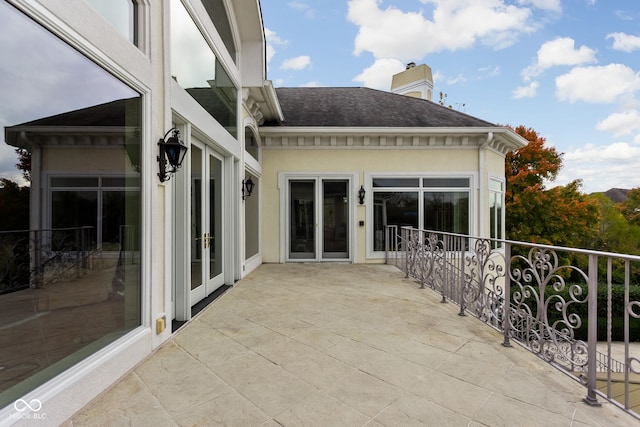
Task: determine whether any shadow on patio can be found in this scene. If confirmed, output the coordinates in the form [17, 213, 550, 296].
[69, 264, 636, 426]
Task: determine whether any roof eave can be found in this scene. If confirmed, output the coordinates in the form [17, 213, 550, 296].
[245, 81, 284, 124]
[260, 125, 518, 138]
[257, 126, 526, 154]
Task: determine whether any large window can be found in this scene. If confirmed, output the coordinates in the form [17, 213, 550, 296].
[372, 176, 471, 251]
[171, 0, 238, 137]
[0, 2, 141, 409]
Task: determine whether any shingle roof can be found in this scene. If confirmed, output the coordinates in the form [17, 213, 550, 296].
[262, 87, 496, 128]
[5, 98, 141, 148]
[8, 98, 140, 128]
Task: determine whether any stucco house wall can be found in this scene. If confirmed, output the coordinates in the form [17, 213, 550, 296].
[261, 147, 490, 263]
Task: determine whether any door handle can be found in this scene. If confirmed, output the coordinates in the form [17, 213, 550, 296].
[197, 233, 211, 248]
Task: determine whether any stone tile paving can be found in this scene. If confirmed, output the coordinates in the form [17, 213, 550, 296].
[68, 264, 638, 426]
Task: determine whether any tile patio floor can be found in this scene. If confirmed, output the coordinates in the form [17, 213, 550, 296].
[67, 264, 638, 426]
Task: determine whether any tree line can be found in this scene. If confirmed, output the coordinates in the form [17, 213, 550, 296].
[505, 125, 640, 257]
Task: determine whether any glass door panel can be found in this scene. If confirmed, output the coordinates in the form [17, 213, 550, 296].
[190, 145, 203, 292]
[289, 180, 315, 259]
[209, 155, 222, 279]
[190, 141, 224, 306]
[287, 177, 351, 261]
[322, 180, 349, 259]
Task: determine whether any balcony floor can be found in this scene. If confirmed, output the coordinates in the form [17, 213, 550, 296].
[68, 264, 637, 426]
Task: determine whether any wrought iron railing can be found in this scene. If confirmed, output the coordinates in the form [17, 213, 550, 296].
[385, 226, 640, 419]
[0, 226, 95, 294]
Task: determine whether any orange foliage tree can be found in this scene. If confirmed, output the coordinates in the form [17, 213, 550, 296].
[505, 125, 600, 249]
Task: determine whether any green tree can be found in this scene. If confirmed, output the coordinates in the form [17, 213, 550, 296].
[590, 193, 640, 254]
[619, 187, 640, 227]
[15, 147, 31, 182]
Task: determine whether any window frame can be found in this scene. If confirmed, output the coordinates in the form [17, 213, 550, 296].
[170, 0, 239, 138]
[489, 177, 506, 248]
[47, 173, 142, 251]
[366, 172, 476, 258]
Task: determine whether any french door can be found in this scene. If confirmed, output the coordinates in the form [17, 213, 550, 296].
[190, 140, 224, 305]
[288, 178, 351, 261]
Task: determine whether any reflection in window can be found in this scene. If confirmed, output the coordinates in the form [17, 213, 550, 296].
[86, 0, 137, 45]
[423, 178, 469, 188]
[245, 128, 259, 161]
[372, 177, 471, 251]
[202, 0, 236, 62]
[171, 0, 238, 138]
[489, 179, 504, 248]
[0, 2, 141, 408]
[51, 178, 141, 251]
[423, 192, 469, 234]
[372, 178, 419, 188]
[244, 172, 259, 260]
[373, 192, 419, 251]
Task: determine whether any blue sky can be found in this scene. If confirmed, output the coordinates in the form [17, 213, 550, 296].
[262, 0, 640, 193]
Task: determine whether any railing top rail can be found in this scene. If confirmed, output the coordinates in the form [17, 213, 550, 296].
[0, 226, 96, 235]
[395, 226, 640, 262]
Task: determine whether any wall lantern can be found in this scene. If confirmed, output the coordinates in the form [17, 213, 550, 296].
[158, 128, 188, 183]
[242, 177, 255, 200]
[358, 185, 366, 205]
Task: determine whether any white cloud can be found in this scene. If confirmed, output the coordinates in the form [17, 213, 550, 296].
[566, 142, 640, 163]
[606, 32, 640, 53]
[433, 70, 443, 85]
[613, 9, 639, 21]
[264, 28, 287, 67]
[288, 2, 317, 19]
[512, 81, 539, 98]
[555, 142, 640, 192]
[347, 0, 538, 62]
[596, 110, 640, 137]
[517, 0, 561, 12]
[281, 55, 311, 71]
[352, 58, 405, 90]
[521, 37, 596, 81]
[478, 65, 501, 79]
[555, 64, 640, 103]
[446, 74, 467, 85]
[302, 81, 322, 87]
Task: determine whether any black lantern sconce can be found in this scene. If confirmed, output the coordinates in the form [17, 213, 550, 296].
[358, 185, 366, 205]
[158, 128, 188, 183]
[242, 177, 255, 200]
